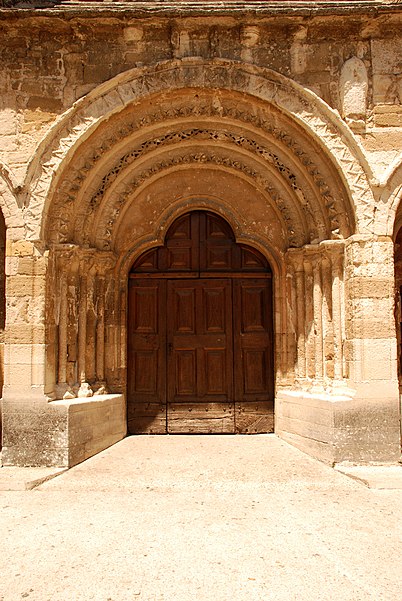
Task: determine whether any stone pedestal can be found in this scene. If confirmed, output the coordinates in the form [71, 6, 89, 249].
[2, 394, 126, 467]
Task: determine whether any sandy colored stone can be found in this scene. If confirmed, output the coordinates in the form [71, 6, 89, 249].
[0, 3, 401, 467]
[1, 436, 402, 600]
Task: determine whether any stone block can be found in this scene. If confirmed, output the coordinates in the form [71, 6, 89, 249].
[333, 397, 401, 464]
[7, 275, 45, 297]
[1, 400, 68, 467]
[347, 338, 398, 383]
[347, 277, 394, 300]
[371, 38, 402, 74]
[276, 390, 401, 465]
[6, 241, 36, 257]
[0, 108, 18, 136]
[3, 343, 45, 366]
[50, 394, 126, 467]
[4, 324, 45, 345]
[373, 107, 402, 128]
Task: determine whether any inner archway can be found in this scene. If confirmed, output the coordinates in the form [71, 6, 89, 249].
[127, 210, 274, 434]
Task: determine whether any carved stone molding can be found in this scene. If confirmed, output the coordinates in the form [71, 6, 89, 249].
[95, 151, 309, 250]
[47, 104, 353, 248]
[24, 59, 373, 242]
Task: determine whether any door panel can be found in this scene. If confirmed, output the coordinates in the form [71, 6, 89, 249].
[235, 401, 275, 434]
[234, 279, 274, 433]
[168, 402, 235, 433]
[127, 279, 166, 433]
[167, 279, 234, 432]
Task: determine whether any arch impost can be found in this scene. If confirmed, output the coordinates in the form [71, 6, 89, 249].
[53, 244, 117, 275]
[26, 58, 373, 242]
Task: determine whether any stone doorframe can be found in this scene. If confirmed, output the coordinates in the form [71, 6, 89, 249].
[1, 58, 401, 466]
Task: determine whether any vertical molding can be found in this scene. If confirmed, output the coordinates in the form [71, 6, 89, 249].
[312, 255, 324, 381]
[86, 267, 97, 383]
[58, 273, 68, 386]
[96, 275, 105, 383]
[290, 252, 306, 381]
[303, 255, 314, 379]
[77, 271, 87, 386]
[332, 250, 344, 382]
[321, 253, 334, 381]
[287, 266, 297, 383]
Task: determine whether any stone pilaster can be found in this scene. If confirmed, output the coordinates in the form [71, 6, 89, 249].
[338, 235, 401, 462]
[1, 237, 63, 466]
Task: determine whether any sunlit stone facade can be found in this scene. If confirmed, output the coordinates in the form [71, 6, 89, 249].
[0, 1, 401, 466]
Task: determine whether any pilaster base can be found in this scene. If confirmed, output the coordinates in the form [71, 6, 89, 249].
[1, 394, 126, 467]
[276, 389, 401, 465]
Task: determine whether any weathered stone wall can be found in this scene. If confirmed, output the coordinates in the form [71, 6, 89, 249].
[0, 6, 401, 182]
[0, 2, 401, 466]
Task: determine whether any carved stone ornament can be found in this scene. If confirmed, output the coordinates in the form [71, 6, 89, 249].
[47, 101, 352, 250]
[24, 59, 373, 244]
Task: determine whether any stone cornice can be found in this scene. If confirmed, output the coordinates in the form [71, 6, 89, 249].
[0, 1, 401, 20]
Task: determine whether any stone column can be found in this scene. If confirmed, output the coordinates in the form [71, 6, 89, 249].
[289, 251, 306, 382]
[54, 248, 76, 397]
[303, 255, 315, 380]
[95, 275, 106, 385]
[321, 252, 334, 381]
[85, 265, 97, 385]
[77, 254, 94, 398]
[312, 254, 324, 383]
[331, 247, 344, 383]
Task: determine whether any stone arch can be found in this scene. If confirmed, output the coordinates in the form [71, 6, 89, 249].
[382, 154, 402, 237]
[116, 195, 285, 283]
[23, 58, 375, 244]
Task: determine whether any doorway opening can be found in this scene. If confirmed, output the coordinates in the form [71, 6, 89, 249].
[127, 211, 274, 434]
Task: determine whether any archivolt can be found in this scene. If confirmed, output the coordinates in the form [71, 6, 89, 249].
[48, 109, 348, 250]
[24, 58, 372, 243]
[379, 154, 402, 236]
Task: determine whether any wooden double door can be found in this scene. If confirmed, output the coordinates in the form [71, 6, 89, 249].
[127, 211, 274, 434]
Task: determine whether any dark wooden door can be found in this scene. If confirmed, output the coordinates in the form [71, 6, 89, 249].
[167, 279, 234, 433]
[127, 211, 274, 435]
[234, 279, 274, 433]
[127, 279, 167, 433]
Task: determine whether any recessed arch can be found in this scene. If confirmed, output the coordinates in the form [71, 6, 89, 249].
[23, 58, 370, 245]
[115, 194, 286, 288]
[42, 87, 357, 254]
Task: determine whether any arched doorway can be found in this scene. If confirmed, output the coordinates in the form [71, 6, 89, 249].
[127, 211, 274, 434]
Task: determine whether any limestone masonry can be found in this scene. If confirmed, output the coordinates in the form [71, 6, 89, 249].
[0, 0, 402, 466]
